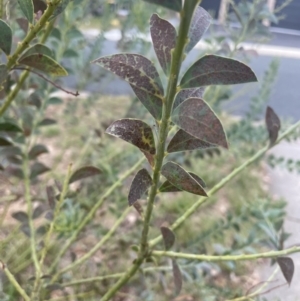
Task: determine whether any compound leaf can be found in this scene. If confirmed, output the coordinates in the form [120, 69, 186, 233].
[144, 0, 182, 12]
[18, 54, 68, 77]
[106, 119, 156, 155]
[20, 43, 54, 60]
[0, 20, 12, 55]
[18, 0, 34, 23]
[172, 98, 228, 148]
[266, 106, 280, 146]
[277, 257, 294, 286]
[69, 166, 101, 184]
[150, 14, 176, 75]
[161, 161, 207, 196]
[180, 55, 257, 88]
[0, 64, 8, 85]
[160, 226, 175, 250]
[186, 6, 211, 53]
[172, 260, 182, 295]
[173, 87, 204, 111]
[128, 168, 152, 206]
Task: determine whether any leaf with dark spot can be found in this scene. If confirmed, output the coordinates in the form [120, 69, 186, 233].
[161, 226, 175, 250]
[266, 106, 280, 146]
[128, 169, 152, 206]
[46, 186, 56, 209]
[180, 55, 257, 88]
[0, 122, 22, 133]
[29, 144, 48, 160]
[12, 211, 29, 223]
[32, 205, 45, 219]
[0, 20, 12, 55]
[16, 18, 29, 33]
[172, 260, 182, 295]
[173, 88, 204, 111]
[106, 119, 156, 155]
[161, 161, 207, 196]
[167, 129, 216, 153]
[186, 6, 211, 53]
[144, 0, 182, 12]
[277, 257, 294, 286]
[20, 44, 54, 60]
[150, 14, 177, 75]
[33, 0, 47, 14]
[18, 0, 34, 23]
[18, 54, 68, 77]
[50, 0, 70, 20]
[172, 98, 228, 148]
[38, 118, 57, 126]
[69, 166, 101, 184]
[0, 64, 8, 85]
[30, 162, 50, 179]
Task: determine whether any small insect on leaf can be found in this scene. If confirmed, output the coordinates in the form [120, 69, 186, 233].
[17, 0, 34, 23]
[266, 106, 281, 146]
[143, 0, 182, 12]
[172, 259, 183, 295]
[69, 166, 102, 184]
[150, 14, 176, 75]
[160, 226, 175, 250]
[128, 169, 152, 206]
[0, 20, 12, 55]
[277, 257, 294, 286]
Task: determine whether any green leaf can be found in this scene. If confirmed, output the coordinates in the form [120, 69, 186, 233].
[30, 162, 50, 179]
[173, 88, 204, 111]
[128, 169, 152, 206]
[38, 118, 56, 126]
[172, 97, 228, 148]
[160, 226, 175, 250]
[266, 106, 280, 146]
[69, 166, 102, 184]
[0, 64, 8, 85]
[167, 129, 215, 153]
[150, 14, 176, 75]
[277, 257, 294, 286]
[0, 122, 22, 132]
[47, 97, 63, 105]
[27, 92, 42, 108]
[12, 211, 29, 223]
[63, 49, 78, 58]
[20, 43, 54, 60]
[186, 6, 211, 53]
[180, 55, 257, 88]
[93, 53, 164, 119]
[172, 260, 182, 295]
[18, 0, 34, 23]
[28, 144, 48, 160]
[161, 161, 207, 196]
[0, 136, 13, 146]
[143, 0, 182, 12]
[106, 119, 156, 155]
[0, 20, 12, 55]
[18, 54, 68, 77]
[50, 0, 71, 20]
[32, 205, 45, 219]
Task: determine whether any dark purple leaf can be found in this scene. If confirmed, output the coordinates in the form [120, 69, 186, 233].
[161, 161, 207, 196]
[0, 20, 12, 55]
[144, 0, 182, 12]
[32, 205, 46, 219]
[38, 118, 57, 127]
[33, 0, 47, 14]
[141, 150, 155, 167]
[180, 55, 257, 88]
[5, 166, 24, 178]
[133, 201, 144, 217]
[172, 259, 182, 295]
[128, 169, 152, 206]
[167, 129, 216, 153]
[0, 64, 8, 85]
[173, 88, 204, 111]
[30, 162, 50, 179]
[20, 224, 31, 237]
[28, 144, 49, 159]
[12, 211, 29, 223]
[277, 257, 294, 286]
[266, 106, 281, 146]
[186, 6, 211, 53]
[69, 166, 101, 184]
[46, 186, 56, 209]
[0, 122, 22, 132]
[172, 98, 228, 148]
[106, 119, 156, 155]
[16, 18, 29, 33]
[0, 146, 22, 157]
[17, 0, 34, 23]
[160, 226, 175, 250]
[18, 54, 68, 77]
[20, 43, 54, 60]
[150, 14, 177, 75]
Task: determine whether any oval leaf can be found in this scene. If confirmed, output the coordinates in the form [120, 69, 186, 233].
[150, 14, 177, 75]
[180, 55, 257, 88]
[172, 260, 182, 295]
[50, 0, 70, 20]
[106, 119, 156, 155]
[160, 226, 175, 250]
[172, 98, 228, 148]
[33, 0, 47, 14]
[12, 211, 29, 223]
[277, 257, 294, 286]
[144, 0, 182, 12]
[32, 205, 45, 219]
[30, 162, 50, 179]
[167, 129, 215, 153]
[28, 144, 49, 160]
[38, 118, 56, 126]
[69, 166, 101, 184]
[0, 64, 8, 85]
[128, 168, 152, 206]
[161, 161, 207, 196]
[18, 0, 34, 23]
[46, 185, 56, 209]
[18, 54, 68, 77]
[173, 87, 205, 111]
[20, 43, 54, 60]
[0, 122, 22, 132]
[186, 6, 211, 53]
[266, 106, 280, 146]
[0, 20, 12, 55]
[0, 136, 13, 146]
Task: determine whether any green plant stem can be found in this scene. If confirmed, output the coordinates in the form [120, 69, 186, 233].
[100, 2, 200, 300]
[149, 119, 300, 247]
[152, 246, 300, 261]
[49, 157, 145, 273]
[56, 206, 132, 277]
[3, 265, 31, 301]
